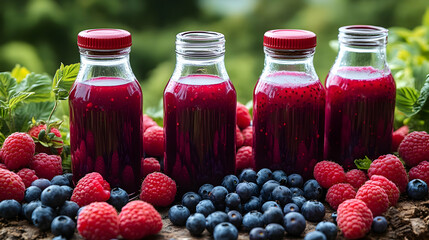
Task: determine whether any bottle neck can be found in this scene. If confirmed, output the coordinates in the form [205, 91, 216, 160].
[171, 54, 229, 81]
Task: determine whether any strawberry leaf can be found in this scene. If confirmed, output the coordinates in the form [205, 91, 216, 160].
[52, 63, 80, 101]
[396, 87, 419, 117]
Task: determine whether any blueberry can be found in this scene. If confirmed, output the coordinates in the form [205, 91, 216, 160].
[249, 227, 267, 240]
[52, 236, 67, 240]
[222, 175, 239, 193]
[256, 168, 273, 186]
[272, 170, 288, 185]
[32, 205, 56, 231]
[182, 192, 202, 212]
[63, 173, 74, 186]
[227, 210, 242, 228]
[41, 185, 66, 208]
[248, 182, 260, 196]
[198, 184, 214, 200]
[242, 211, 263, 231]
[31, 178, 51, 190]
[106, 187, 129, 211]
[261, 201, 280, 213]
[196, 199, 216, 217]
[239, 169, 257, 183]
[292, 196, 307, 209]
[213, 222, 238, 240]
[168, 205, 190, 226]
[243, 196, 261, 213]
[271, 185, 292, 206]
[301, 200, 325, 222]
[407, 179, 428, 200]
[23, 201, 42, 221]
[304, 231, 327, 240]
[59, 201, 79, 220]
[186, 213, 206, 236]
[265, 223, 285, 240]
[371, 216, 388, 234]
[315, 221, 337, 240]
[260, 180, 280, 201]
[283, 212, 306, 236]
[283, 203, 299, 214]
[331, 212, 337, 223]
[225, 193, 241, 209]
[24, 186, 42, 202]
[209, 186, 228, 210]
[206, 211, 228, 233]
[61, 186, 73, 200]
[236, 182, 253, 201]
[51, 215, 76, 238]
[51, 175, 71, 186]
[290, 187, 304, 197]
[287, 174, 303, 188]
[262, 206, 283, 225]
[303, 179, 323, 200]
[0, 200, 21, 219]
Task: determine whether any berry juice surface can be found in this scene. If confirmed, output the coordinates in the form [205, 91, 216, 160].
[164, 75, 236, 193]
[324, 66, 396, 170]
[69, 77, 143, 193]
[253, 71, 325, 179]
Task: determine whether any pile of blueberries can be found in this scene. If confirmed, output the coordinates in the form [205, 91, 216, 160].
[0, 174, 129, 240]
[168, 168, 339, 240]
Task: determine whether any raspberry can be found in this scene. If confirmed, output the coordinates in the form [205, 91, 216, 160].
[119, 200, 162, 239]
[140, 172, 176, 207]
[143, 126, 164, 157]
[236, 125, 244, 148]
[242, 126, 253, 147]
[355, 183, 389, 217]
[345, 169, 367, 189]
[368, 154, 408, 193]
[0, 168, 25, 202]
[0, 163, 6, 169]
[141, 157, 161, 177]
[71, 172, 110, 207]
[77, 202, 119, 240]
[398, 131, 429, 167]
[0, 132, 35, 170]
[237, 102, 251, 130]
[325, 183, 356, 210]
[30, 153, 63, 180]
[143, 114, 158, 132]
[28, 124, 63, 155]
[409, 161, 429, 185]
[392, 125, 409, 152]
[337, 199, 373, 239]
[235, 146, 254, 172]
[313, 161, 346, 189]
[367, 175, 400, 207]
[17, 168, 38, 188]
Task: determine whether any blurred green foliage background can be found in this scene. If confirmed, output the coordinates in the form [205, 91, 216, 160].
[1, 0, 429, 111]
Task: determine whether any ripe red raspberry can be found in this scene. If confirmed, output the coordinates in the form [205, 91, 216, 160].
[313, 161, 346, 189]
[325, 183, 356, 210]
[392, 125, 409, 152]
[235, 146, 254, 172]
[0, 132, 35, 170]
[242, 126, 253, 147]
[236, 125, 244, 148]
[368, 154, 408, 193]
[143, 126, 164, 157]
[345, 169, 367, 189]
[119, 200, 162, 239]
[367, 175, 400, 207]
[0, 163, 7, 169]
[337, 199, 373, 239]
[237, 102, 251, 130]
[28, 124, 63, 155]
[77, 202, 119, 240]
[140, 172, 176, 207]
[30, 153, 62, 180]
[17, 168, 38, 188]
[143, 114, 158, 132]
[355, 183, 389, 216]
[141, 157, 161, 177]
[0, 168, 25, 202]
[409, 161, 429, 185]
[398, 131, 429, 167]
[71, 172, 111, 207]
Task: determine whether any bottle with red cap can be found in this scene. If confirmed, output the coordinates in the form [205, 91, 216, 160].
[69, 29, 143, 193]
[253, 29, 325, 179]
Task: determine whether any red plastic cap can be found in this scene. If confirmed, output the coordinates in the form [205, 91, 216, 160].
[263, 29, 317, 50]
[77, 29, 132, 50]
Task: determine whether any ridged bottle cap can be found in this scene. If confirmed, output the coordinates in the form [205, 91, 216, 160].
[77, 29, 132, 50]
[263, 29, 317, 49]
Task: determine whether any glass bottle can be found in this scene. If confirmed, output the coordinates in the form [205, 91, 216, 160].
[324, 25, 396, 170]
[164, 31, 237, 194]
[253, 29, 325, 179]
[69, 29, 143, 193]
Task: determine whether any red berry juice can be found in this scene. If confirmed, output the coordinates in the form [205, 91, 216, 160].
[69, 77, 143, 192]
[324, 66, 396, 169]
[164, 75, 236, 193]
[253, 71, 325, 179]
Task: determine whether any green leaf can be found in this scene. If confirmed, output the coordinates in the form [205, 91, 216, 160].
[0, 72, 17, 101]
[413, 75, 429, 116]
[354, 156, 372, 170]
[422, 7, 429, 26]
[396, 87, 419, 116]
[52, 63, 80, 100]
[8, 92, 34, 110]
[16, 73, 52, 102]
